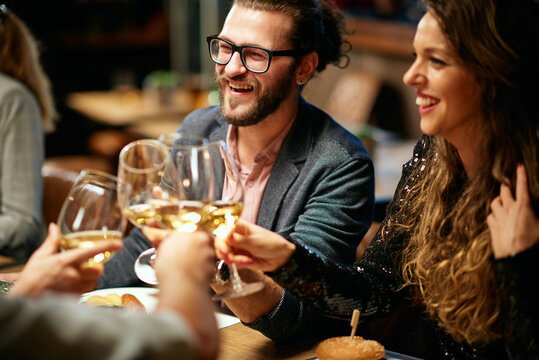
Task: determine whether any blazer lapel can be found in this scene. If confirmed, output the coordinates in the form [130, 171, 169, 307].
[257, 98, 312, 229]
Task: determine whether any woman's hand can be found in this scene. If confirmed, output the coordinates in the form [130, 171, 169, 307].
[487, 164, 539, 259]
[8, 223, 123, 298]
[215, 220, 296, 272]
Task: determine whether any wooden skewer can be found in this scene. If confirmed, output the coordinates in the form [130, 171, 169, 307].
[350, 309, 360, 337]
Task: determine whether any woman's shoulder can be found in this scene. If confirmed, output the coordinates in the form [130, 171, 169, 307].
[0, 72, 38, 107]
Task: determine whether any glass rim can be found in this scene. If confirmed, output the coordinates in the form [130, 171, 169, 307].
[157, 132, 208, 149]
[76, 168, 119, 189]
[118, 139, 170, 174]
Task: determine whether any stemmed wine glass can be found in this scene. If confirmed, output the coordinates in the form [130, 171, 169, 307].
[117, 139, 175, 284]
[205, 141, 265, 300]
[57, 169, 126, 267]
[118, 134, 207, 284]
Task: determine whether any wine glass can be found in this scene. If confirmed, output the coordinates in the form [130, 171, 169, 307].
[57, 169, 126, 267]
[118, 135, 208, 284]
[205, 140, 265, 300]
[117, 139, 175, 284]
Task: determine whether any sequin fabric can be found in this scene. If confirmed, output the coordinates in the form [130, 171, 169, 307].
[268, 136, 538, 359]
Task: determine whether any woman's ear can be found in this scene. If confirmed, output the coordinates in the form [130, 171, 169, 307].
[295, 51, 319, 86]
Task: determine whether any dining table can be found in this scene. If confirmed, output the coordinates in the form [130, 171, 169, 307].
[218, 322, 317, 360]
[2, 257, 423, 360]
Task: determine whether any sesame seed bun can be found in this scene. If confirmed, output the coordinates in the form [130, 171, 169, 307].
[316, 336, 385, 360]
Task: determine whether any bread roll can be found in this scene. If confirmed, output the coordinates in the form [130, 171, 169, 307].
[316, 336, 385, 360]
[121, 293, 146, 312]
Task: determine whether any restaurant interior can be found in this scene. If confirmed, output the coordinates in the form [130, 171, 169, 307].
[3, 1, 427, 358]
[11, 0, 421, 166]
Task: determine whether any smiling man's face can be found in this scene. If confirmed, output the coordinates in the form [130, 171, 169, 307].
[215, 5, 297, 126]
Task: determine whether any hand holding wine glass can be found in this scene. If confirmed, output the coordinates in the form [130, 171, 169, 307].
[9, 223, 123, 297]
[56, 169, 126, 268]
[205, 141, 265, 300]
[215, 219, 296, 273]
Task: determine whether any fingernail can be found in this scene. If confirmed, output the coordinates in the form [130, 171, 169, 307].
[240, 259, 252, 265]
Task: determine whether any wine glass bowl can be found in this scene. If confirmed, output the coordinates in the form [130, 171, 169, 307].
[57, 169, 125, 267]
[118, 139, 176, 231]
[118, 135, 209, 285]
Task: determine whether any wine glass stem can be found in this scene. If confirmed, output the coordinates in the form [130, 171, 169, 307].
[229, 263, 245, 290]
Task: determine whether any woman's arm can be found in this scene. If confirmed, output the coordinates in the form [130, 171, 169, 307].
[488, 164, 539, 358]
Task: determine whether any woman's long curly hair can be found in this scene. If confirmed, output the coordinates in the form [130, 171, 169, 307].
[393, 0, 538, 346]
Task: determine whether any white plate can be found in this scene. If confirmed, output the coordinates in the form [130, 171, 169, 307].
[80, 287, 159, 313]
[80, 287, 241, 329]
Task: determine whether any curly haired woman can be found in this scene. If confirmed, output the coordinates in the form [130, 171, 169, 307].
[215, 0, 539, 358]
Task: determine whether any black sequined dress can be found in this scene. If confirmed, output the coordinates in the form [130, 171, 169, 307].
[268, 136, 538, 360]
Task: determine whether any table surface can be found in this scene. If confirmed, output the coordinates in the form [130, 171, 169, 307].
[66, 88, 209, 127]
[219, 322, 317, 360]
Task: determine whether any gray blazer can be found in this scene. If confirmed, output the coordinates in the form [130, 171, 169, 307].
[99, 97, 374, 343]
[179, 98, 374, 263]
[0, 295, 197, 359]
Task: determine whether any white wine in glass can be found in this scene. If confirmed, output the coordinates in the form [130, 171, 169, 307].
[117, 139, 176, 284]
[57, 169, 125, 267]
[118, 134, 208, 284]
[205, 141, 264, 300]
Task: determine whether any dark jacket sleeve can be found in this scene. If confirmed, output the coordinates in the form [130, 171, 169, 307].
[98, 227, 151, 288]
[493, 244, 539, 359]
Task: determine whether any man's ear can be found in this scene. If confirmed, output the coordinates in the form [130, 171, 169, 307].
[295, 51, 319, 85]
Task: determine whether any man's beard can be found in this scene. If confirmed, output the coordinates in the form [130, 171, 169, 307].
[216, 66, 296, 127]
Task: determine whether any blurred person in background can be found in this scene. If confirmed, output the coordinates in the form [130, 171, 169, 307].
[0, 5, 57, 260]
[1, 224, 218, 360]
[100, 0, 375, 345]
[216, 0, 539, 358]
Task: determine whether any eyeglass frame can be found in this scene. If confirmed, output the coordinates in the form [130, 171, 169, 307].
[206, 35, 307, 74]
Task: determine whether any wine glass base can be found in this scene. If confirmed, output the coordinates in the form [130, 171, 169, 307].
[134, 248, 158, 285]
[211, 281, 264, 300]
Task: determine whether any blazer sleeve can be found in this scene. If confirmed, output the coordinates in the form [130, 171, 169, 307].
[0, 295, 197, 360]
[0, 86, 45, 259]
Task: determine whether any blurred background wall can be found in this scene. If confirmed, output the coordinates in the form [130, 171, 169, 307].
[8, 0, 423, 165]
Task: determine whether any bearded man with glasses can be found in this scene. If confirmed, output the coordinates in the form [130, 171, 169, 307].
[100, 0, 375, 345]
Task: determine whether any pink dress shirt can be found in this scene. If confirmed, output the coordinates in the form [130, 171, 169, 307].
[223, 121, 293, 223]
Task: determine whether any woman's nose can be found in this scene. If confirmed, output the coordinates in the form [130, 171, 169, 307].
[402, 60, 424, 87]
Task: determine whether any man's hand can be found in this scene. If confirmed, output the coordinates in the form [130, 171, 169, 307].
[8, 223, 123, 298]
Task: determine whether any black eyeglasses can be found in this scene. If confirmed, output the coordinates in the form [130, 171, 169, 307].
[207, 36, 305, 74]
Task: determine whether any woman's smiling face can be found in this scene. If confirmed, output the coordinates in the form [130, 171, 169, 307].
[403, 11, 484, 148]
